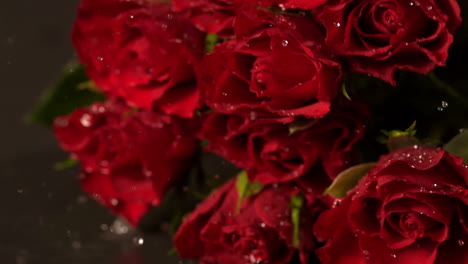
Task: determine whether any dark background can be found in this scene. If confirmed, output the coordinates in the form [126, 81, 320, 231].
[0, 1, 178, 263]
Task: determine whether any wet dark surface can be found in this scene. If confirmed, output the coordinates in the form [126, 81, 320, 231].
[0, 1, 180, 263]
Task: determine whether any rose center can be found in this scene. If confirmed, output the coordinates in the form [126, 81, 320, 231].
[374, 3, 402, 33]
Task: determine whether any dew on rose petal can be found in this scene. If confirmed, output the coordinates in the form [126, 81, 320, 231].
[80, 113, 93, 127]
[110, 198, 119, 206]
[281, 40, 289, 47]
[142, 168, 153, 178]
[362, 250, 369, 256]
[333, 22, 341, 27]
[432, 183, 438, 187]
[99, 167, 110, 175]
[390, 253, 397, 258]
[132, 236, 144, 246]
[260, 223, 266, 228]
[249, 112, 258, 121]
[97, 56, 104, 61]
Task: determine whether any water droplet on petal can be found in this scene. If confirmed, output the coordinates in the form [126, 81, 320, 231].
[110, 198, 119, 206]
[80, 113, 93, 127]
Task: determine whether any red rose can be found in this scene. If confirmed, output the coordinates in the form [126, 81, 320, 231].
[72, 0, 205, 117]
[53, 100, 199, 225]
[314, 146, 468, 264]
[172, 0, 244, 37]
[202, 9, 342, 119]
[316, 0, 462, 84]
[201, 102, 368, 184]
[248, 0, 328, 10]
[174, 178, 322, 264]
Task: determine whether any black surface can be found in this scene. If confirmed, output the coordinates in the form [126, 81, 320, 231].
[0, 1, 180, 263]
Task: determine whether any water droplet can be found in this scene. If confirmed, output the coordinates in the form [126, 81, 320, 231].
[100, 224, 109, 231]
[71, 240, 82, 250]
[110, 199, 119, 206]
[143, 168, 153, 178]
[362, 250, 369, 255]
[333, 22, 341, 27]
[133, 237, 144, 246]
[281, 40, 289, 47]
[390, 253, 397, 258]
[80, 113, 93, 127]
[97, 56, 104, 61]
[441, 101, 448, 108]
[260, 223, 266, 228]
[76, 195, 88, 204]
[459, 239, 465, 246]
[110, 218, 130, 235]
[250, 111, 257, 121]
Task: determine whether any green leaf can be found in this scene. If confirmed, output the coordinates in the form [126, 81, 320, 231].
[54, 158, 79, 171]
[236, 171, 263, 211]
[167, 247, 177, 256]
[26, 63, 105, 126]
[324, 162, 376, 198]
[205, 34, 219, 53]
[381, 121, 417, 137]
[200, 140, 209, 149]
[290, 194, 304, 249]
[342, 82, 352, 101]
[444, 129, 468, 163]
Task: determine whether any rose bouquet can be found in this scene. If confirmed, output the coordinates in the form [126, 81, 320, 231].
[28, 0, 468, 263]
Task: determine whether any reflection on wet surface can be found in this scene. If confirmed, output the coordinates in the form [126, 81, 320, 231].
[0, 1, 192, 263]
[2, 150, 190, 263]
